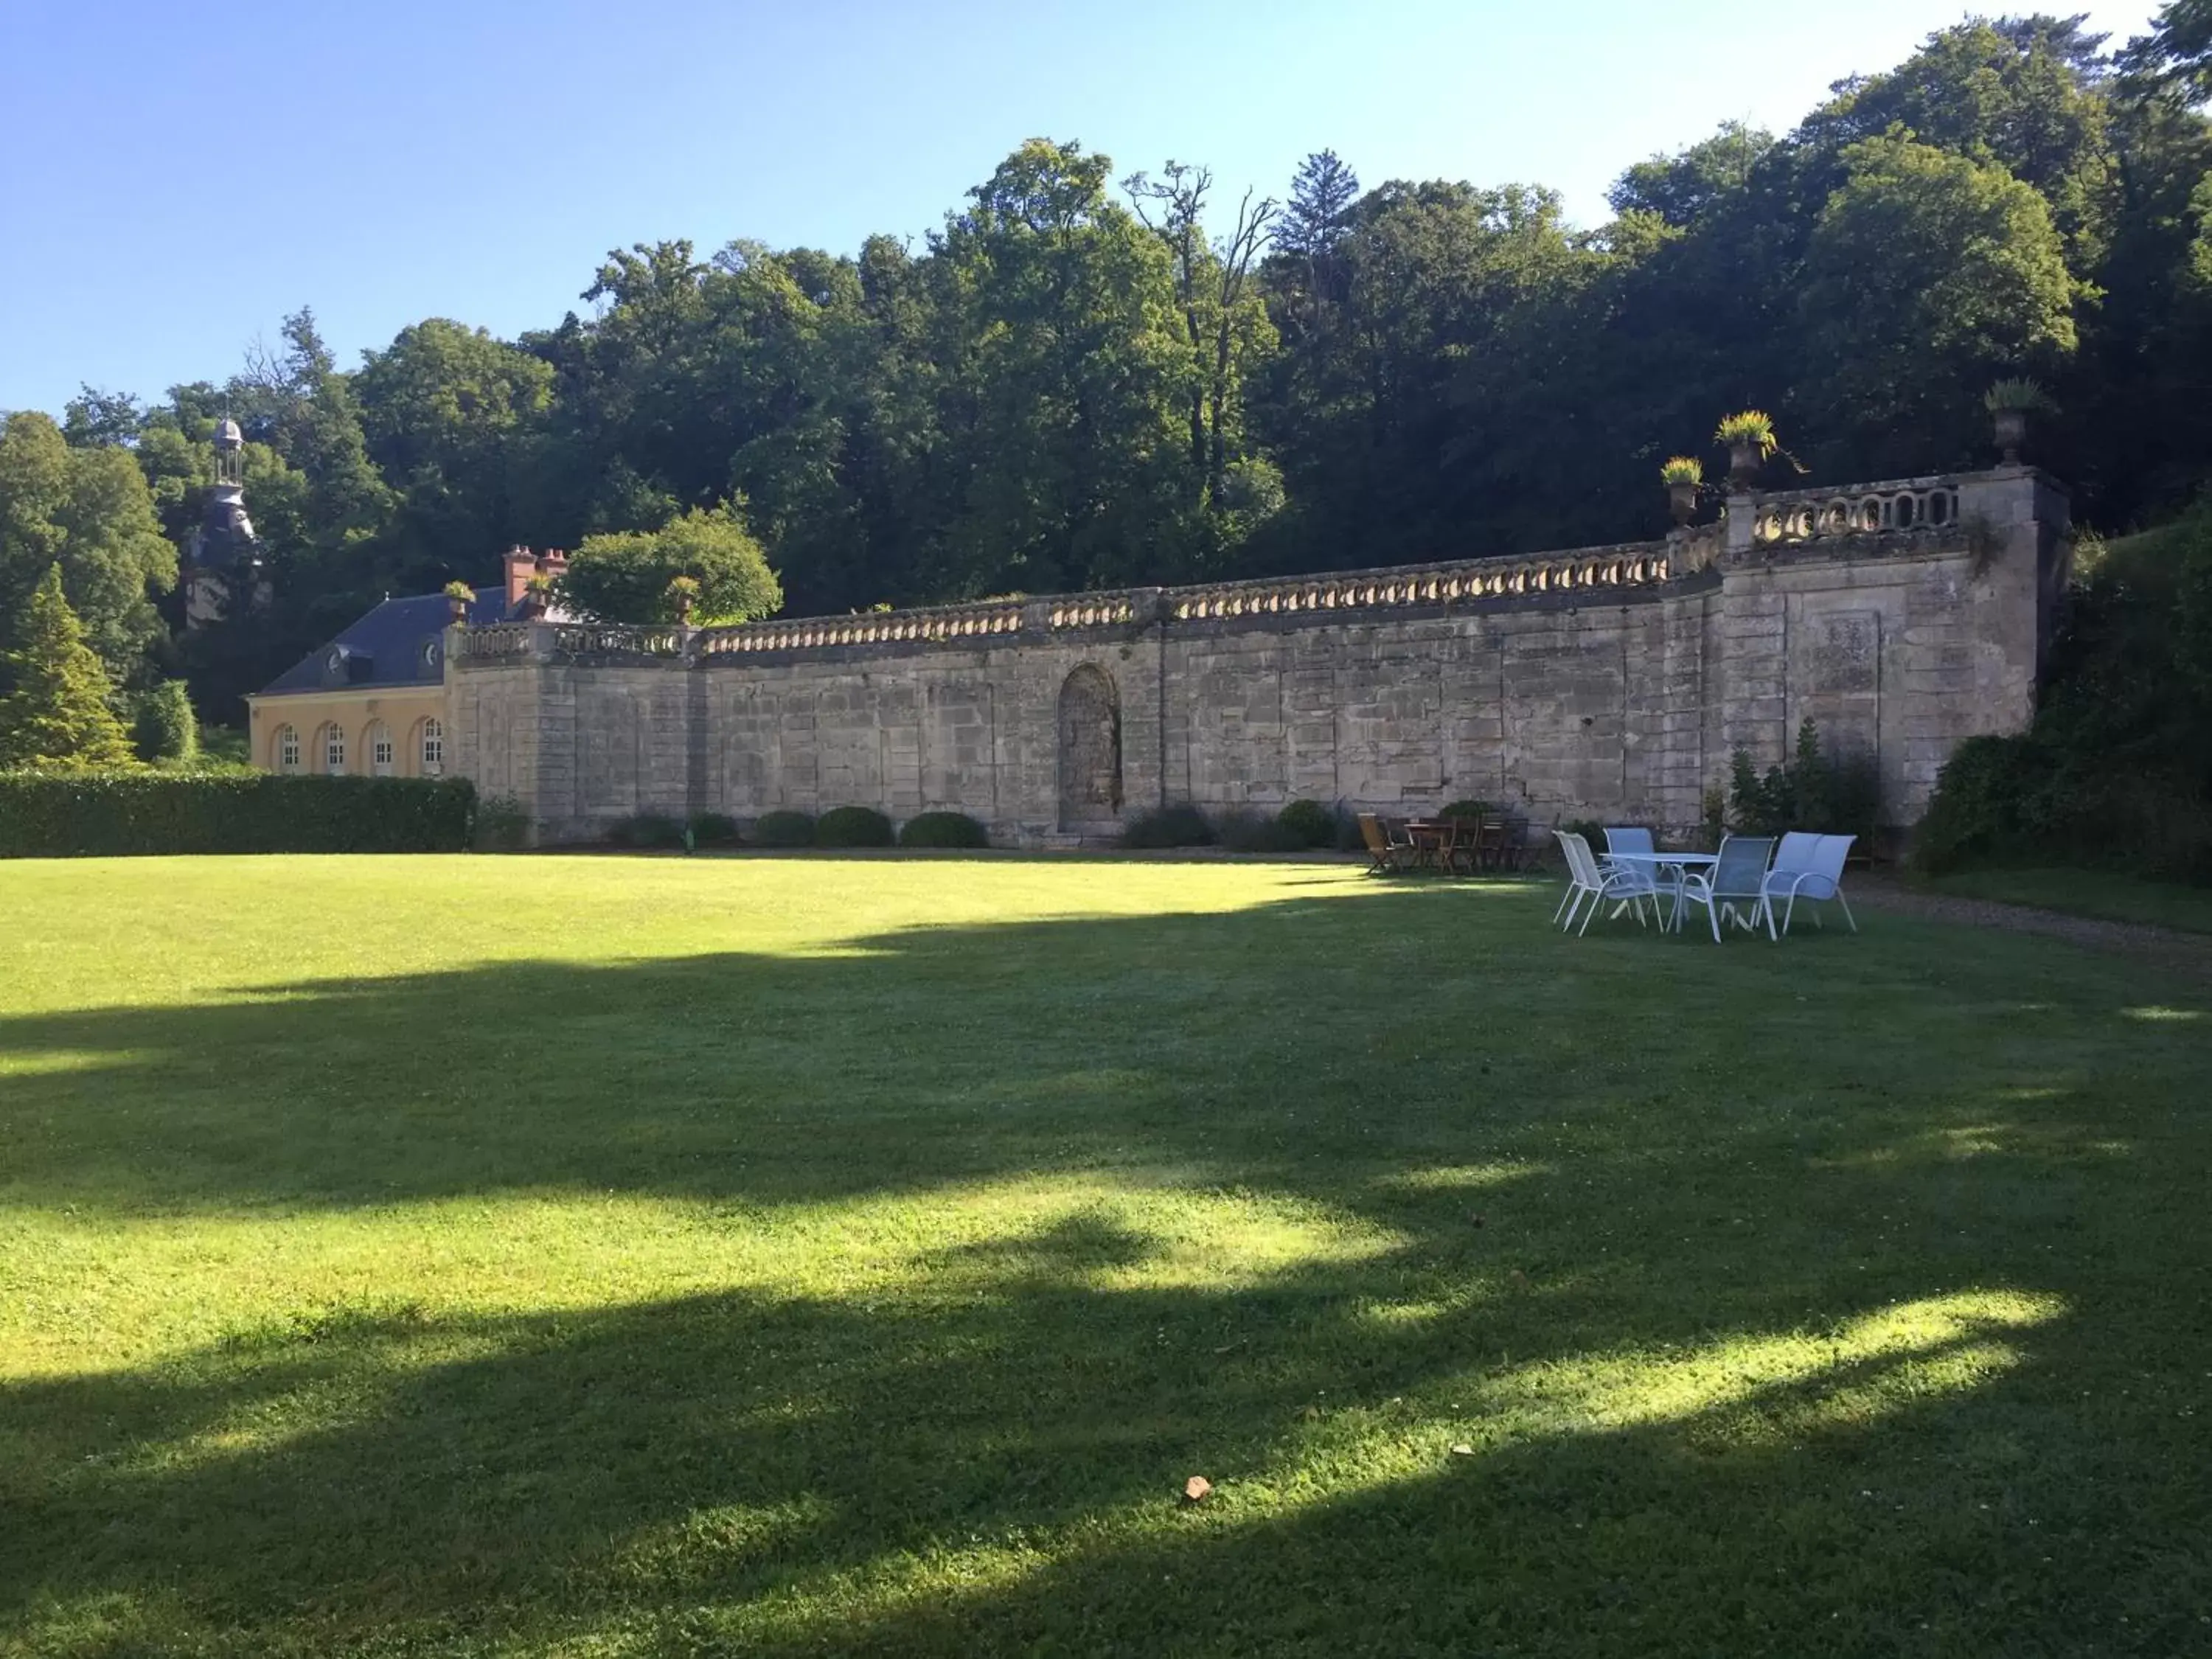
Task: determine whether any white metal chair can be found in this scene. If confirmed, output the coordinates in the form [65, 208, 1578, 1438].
[1555, 831, 1672, 936]
[1764, 832, 1857, 934]
[1674, 835, 1778, 942]
[1601, 827, 1655, 872]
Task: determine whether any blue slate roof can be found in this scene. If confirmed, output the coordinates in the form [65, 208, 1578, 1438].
[257, 589, 513, 698]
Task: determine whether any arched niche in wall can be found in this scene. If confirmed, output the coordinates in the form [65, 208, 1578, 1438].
[1057, 664, 1122, 831]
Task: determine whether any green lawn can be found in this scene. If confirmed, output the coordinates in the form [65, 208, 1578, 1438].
[2, 855, 2208, 1657]
[1918, 866, 2212, 935]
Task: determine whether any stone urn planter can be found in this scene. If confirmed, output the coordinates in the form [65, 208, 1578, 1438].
[1993, 406, 2028, 466]
[1727, 441, 1763, 490]
[1668, 481, 1698, 525]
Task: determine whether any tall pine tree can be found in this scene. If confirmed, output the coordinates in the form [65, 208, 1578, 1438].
[0, 566, 137, 769]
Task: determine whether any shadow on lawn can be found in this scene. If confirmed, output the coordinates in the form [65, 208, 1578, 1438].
[0, 882, 2191, 1216]
[4, 886, 2209, 1652]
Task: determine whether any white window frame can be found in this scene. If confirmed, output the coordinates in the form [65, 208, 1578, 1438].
[276, 725, 300, 772]
[421, 717, 444, 774]
[369, 723, 394, 776]
[323, 726, 346, 775]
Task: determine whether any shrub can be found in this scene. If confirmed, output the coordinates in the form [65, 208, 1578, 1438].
[752, 810, 815, 848]
[813, 806, 894, 848]
[1276, 799, 1338, 849]
[1728, 720, 1879, 842]
[131, 682, 198, 765]
[899, 810, 990, 849]
[1910, 734, 2039, 873]
[608, 813, 686, 849]
[476, 793, 532, 852]
[1217, 809, 1309, 854]
[0, 773, 476, 858]
[1438, 799, 1490, 822]
[688, 812, 742, 847]
[1121, 803, 1214, 849]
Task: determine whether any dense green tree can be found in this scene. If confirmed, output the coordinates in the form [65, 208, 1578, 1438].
[0, 566, 137, 769]
[0, 411, 175, 686]
[557, 501, 782, 625]
[1798, 135, 2079, 473]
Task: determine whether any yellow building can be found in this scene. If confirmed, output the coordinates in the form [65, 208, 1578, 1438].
[246, 551, 563, 776]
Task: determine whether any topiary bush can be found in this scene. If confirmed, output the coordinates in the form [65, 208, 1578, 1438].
[688, 812, 742, 847]
[131, 682, 198, 765]
[0, 773, 476, 858]
[899, 810, 990, 849]
[1121, 803, 1214, 849]
[475, 794, 532, 852]
[1218, 809, 1310, 854]
[1276, 798, 1338, 849]
[752, 810, 815, 848]
[607, 813, 686, 849]
[813, 806, 894, 848]
[1439, 799, 1490, 822]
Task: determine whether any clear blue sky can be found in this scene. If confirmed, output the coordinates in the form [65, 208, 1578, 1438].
[0, 0, 2160, 420]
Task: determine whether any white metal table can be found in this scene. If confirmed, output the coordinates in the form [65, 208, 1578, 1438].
[1604, 852, 1719, 933]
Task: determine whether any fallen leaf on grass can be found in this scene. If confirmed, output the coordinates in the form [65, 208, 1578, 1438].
[1183, 1476, 1213, 1503]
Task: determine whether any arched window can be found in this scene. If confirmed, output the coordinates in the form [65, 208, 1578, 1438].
[321, 723, 347, 775]
[367, 721, 394, 776]
[420, 717, 445, 776]
[274, 724, 301, 773]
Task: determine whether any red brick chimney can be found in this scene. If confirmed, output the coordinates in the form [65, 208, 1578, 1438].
[503, 546, 537, 608]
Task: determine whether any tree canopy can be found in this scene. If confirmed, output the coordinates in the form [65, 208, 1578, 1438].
[29, 16, 2212, 725]
[559, 502, 783, 626]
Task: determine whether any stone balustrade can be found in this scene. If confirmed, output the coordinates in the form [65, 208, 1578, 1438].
[453, 470, 1992, 667]
[1169, 543, 1678, 622]
[1749, 477, 1962, 547]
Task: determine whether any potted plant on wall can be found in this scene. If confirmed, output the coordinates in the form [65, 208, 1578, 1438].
[1714, 411, 1778, 490]
[1984, 378, 2054, 466]
[520, 572, 555, 619]
[443, 581, 474, 625]
[665, 574, 702, 626]
[1660, 456, 1704, 524]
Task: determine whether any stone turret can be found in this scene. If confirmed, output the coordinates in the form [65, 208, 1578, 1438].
[183, 417, 265, 628]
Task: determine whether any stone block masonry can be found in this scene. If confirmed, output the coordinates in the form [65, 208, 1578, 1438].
[448, 468, 2068, 846]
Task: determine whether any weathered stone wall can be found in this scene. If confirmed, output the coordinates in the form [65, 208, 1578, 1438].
[447, 468, 2068, 846]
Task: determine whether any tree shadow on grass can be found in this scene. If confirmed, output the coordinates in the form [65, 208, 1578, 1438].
[4, 886, 2209, 1652]
[1, 883, 2198, 1216]
[4, 1242, 2204, 1655]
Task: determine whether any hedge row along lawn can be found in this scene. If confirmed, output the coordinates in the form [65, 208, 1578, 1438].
[1, 857, 2207, 1656]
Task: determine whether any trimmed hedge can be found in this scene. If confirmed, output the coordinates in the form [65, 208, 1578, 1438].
[898, 810, 990, 849]
[689, 812, 742, 847]
[1121, 803, 1214, 849]
[814, 805, 894, 848]
[1276, 799, 1338, 849]
[0, 772, 477, 857]
[752, 810, 815, 848]
[607, 813, 686, 849]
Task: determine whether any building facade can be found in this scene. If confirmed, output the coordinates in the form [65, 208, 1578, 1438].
[246, 549, 566, 778]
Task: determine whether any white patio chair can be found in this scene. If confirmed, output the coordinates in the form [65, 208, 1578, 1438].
[1554, 831, 1672, 936]
[1674, 835, 1778, 942]
[1601, 826, 1655, 874]
[1764, 832, 1857, 935]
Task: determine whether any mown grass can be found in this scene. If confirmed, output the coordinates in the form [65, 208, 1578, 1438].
[1, 855, 2208, 1657]
[1919, 866, 2212, 935]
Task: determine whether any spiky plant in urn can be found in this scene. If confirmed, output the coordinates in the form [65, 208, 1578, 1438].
[520, 572, 555, 619]
[443, 581, 474, 625]
[665, 574, 702, 626]
[1984, 378, 2054, 466]
[1660, 456, 1704, 524]
[1714, 411, 1777, 490]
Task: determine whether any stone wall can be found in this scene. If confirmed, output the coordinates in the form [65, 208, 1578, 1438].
[448, 467, 2070, 846]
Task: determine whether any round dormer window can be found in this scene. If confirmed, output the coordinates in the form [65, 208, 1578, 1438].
[327, 649, 344, 675]
[422, 639, 441, 669]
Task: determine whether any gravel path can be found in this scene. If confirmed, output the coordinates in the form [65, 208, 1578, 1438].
[1851, 874, 2212, 978]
